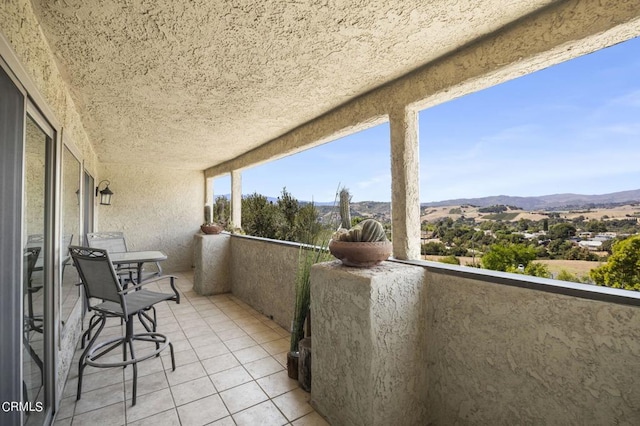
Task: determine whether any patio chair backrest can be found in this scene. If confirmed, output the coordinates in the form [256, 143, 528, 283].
[62, 234, 74, 247]
[69, 246, 122, 304]
[23, 247, 41, 290]
[26, 234, 44, 248]
[87, 231, 127, 253]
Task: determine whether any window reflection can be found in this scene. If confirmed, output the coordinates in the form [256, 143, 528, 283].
[23, 114, 47, 425]
[61, 146, 80, 327]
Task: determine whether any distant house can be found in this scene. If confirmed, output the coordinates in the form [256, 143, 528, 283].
[594, 233, 616, 241]
[579, 240, 603, 250]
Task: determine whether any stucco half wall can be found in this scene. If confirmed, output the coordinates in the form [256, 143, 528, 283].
[311, 260, 640, 425]
[193, 233, 300, 330]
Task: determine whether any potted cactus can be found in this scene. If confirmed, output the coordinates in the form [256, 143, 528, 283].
[200, 201, 226, 234]
[329, 218, 392, 267]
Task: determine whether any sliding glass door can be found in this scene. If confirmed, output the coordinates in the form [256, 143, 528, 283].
[0, 60, 27, 426]
[23, 111, 53, 425]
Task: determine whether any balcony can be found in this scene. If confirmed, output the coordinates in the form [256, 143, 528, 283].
[3, 1, 640, 425]
[57, 233, 631, 425]
[56, 270, 328, 426]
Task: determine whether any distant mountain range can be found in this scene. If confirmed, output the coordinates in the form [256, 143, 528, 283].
[219, 189, 640, 212]
[421, 189, 640, 211]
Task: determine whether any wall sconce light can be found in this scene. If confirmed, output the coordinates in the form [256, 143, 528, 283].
[96, 180, 114, 205]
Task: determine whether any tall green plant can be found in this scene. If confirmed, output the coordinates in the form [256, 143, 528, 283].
[290, 240, 332, 352]
[290, 186, 341, 353]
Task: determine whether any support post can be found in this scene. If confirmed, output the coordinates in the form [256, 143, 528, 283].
[311, 261, 427, 425]
[231, 170, 242, 229]
[205, 176, 214, 221]
[389, 106, 420, 260]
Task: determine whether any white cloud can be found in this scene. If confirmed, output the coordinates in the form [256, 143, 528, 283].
[356, 173, 391, 189]
[609, 89, 640, 108]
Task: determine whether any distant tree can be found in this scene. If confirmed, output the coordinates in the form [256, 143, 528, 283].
[556, 269, 582, 283]
[276, 187, 300, 241]
[548, 223, 577, 240]
[421, 241, 447, 255]
[439, 255, 460, 265]
[524, 262, 551, 278]
[241, 193, 282, 239]
[585, 220, 607, 233]
[600, 239, 614, 255]
[572, 215, 585, 224]
[517, 218, 531, 232]
[590, 235, 640, 291]
[242, 189, 332, 244]
[563, 246, 598, 261]
[448, 245, 468, 257]
[546, 239, 574, 259]
[479, 205, 507, 213]
[295, 202, 324, 244]
[507, 262, 551, 278]
[481, 243, 537, 272]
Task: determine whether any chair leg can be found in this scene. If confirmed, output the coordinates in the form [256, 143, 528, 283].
[128, 337, 138, 405]
[137, 307, 157, 333]
[77, 314, 106, 401]
[81, 314, 101, 349]
[169, 341, 175, 371]
[123, 317, 133, 364]
[124, 316, 139, 405]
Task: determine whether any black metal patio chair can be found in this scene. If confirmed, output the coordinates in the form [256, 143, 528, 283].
[69, 246, 180, 405]
[23, 246, 43, 402]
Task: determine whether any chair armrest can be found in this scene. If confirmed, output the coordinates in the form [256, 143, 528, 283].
[119, 275, 180, 304]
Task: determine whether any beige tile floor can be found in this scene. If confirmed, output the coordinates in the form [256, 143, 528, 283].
[54, 271, 329, 426]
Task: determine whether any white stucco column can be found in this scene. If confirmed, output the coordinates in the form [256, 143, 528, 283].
[389, 106, 420, 260]
[311, 261, 428, 425]
[231, 170, 242, 229]
[205, 176, 214, 222]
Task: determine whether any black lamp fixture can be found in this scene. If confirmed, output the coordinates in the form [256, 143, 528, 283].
[96, 180, 114, 205]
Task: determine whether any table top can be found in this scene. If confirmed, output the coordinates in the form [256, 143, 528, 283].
[109, 250, 167, 264]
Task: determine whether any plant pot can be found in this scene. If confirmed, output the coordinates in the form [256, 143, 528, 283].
[287, 351, 299, 380]
[201, 224, 223, 234]
[298, 337, 312, 392]
[328, 239, 392, 268]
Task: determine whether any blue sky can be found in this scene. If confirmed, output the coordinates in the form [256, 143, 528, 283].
[216, 36, 640, 203]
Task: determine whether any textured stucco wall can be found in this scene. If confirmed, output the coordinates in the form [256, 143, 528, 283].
[57, 301, 83, 399]
[1, 0, 99, 413]
[97, 164, 203, 273]
[229, 236, 300, 329]
[310, 260, 640, 425]
[424, 268, 640, 425]
[0, 0, 99, 176]
[311, 261, 428, 426]
[193, 233, 231, 295]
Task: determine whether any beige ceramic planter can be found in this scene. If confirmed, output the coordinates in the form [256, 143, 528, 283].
[328, 240, 392, 267]
[201, 224, 223, 234]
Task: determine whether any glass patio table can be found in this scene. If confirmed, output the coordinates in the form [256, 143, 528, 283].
[109, 250, 167, 285]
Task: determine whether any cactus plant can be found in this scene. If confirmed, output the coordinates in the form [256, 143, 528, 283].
[333, 219, 387, 243]
[329, 218, 392, 267]
[360, 218, 387, 242]
[339, 188, 352, 230]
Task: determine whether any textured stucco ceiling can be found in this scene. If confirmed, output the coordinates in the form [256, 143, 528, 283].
[31, 0, 555, 170]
